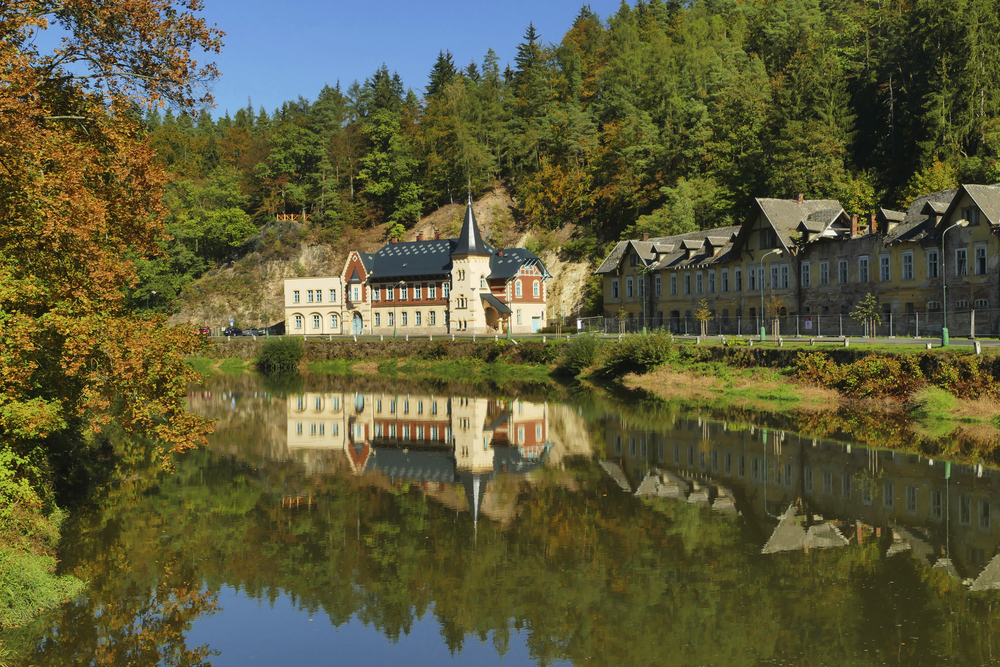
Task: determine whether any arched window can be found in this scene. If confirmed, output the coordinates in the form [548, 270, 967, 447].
[374, 312, 381, 326]
[388, 312, 394, 326]
[515, 280, 522, 297]
[481, 275, 486, 289]
[533, 280, 540, 297]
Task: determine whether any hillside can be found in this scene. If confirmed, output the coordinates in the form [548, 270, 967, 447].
[167, 185, 593, 330]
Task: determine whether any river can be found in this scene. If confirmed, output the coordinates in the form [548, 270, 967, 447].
[6, 373, 1000, 665]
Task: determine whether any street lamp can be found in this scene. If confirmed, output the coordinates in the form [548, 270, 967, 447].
[759, 250, 782, 340]
[147, 290, 156, 311]
[393, 280, 405, 339]
[940, 219, 970, 346]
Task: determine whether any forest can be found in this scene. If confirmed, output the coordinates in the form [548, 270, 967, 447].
[138, 0, 1000, 310]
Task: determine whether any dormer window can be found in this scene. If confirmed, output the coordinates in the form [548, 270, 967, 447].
[759, 229, 776, 249]
[962, 207, 981, 226]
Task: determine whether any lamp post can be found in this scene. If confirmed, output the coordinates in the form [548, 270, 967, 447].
[393, 280, 405, 339]
[759, 249, 782, 340]
[940, 219, 969, 347]
[146, 290, 156, 311]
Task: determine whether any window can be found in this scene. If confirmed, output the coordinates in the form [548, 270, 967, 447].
[374, 312, 380, 326]
[429, 311, 436, 325]
[963, 206, 981, 226]
[770, 265, 778, 290]
[721, 269, 729, 292]
[293, 290, 300, 303]
[415, 311, 422, 326]
[724, 452, 732, 475]
[517, 309, 522, 325]
[330, 314, 339, 328]
[981, 501, 991, 529]
[629, 438, 636, 458]
[688, 446, 695, 467]
[858, 256, 869, 282]
[956, 247, 968, 276]
[307, 290, 314, 303]
[294, 315, 302, 329]
[902, 252, 914, 280]
[400, 285, 408, 300]
[800, 262, 811, 287]
[975, 299, 988, 309]
[804, 466, 814, 492]
[975, 244, 987, 275]
[956, 300, 969, 310]
[626, 277, 634, 297]
[401, 312, 407, 326]
[738, 455, 746, 477]
[372, 287, 380, 302]
[819, 261, 829, 286]
[780, 264, 789, 288]
[481, 275, 486, 289]
[748, 267, 756, 291]
[880, 255, 891, 282]
[414, 284, 422, 299]
[638, 277, 645, 297]
[838, 259, 849, 284]
[927, 301, 941, 311]
[312, 315, 320, 329]
[960, 497, 972, 525]
[315, 290, 322, 303]
[684, 274, 691, 295]
[931, 491, 943, 519]
[670, 274, 677, 296]
[735, 267, 742, 291]
[611, 278, 619, 299]
[823, 471, 833, 495]
[429, 284, 437, 299]
[883, 481, 894, 508]
[387, 312, 394, 326]
[862, 480, 872, 505]
[387, 286, 394, 301]
[711, 450, 719, 473]
[927, 249, 939, 278]
[443, 283, 450, 298]
[533, 280, 540, 297]
[330, 288, 337, 302]
[842, 474, 851, 499]
[906, 485, 918, 514]
[352, 286, 360, 301]
[696, 273, 703, 294]
[655, 274, 662, 296]
[708, 270, 716, 293]
[759, 228, 775, 249]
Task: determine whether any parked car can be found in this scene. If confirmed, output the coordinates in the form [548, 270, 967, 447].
[198, 326, 212, 335]
[223, 327, 242, 337]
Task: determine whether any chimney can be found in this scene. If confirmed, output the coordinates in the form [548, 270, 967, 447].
[797, 193, 804, 203]
[850, 215, 859, 238]
[390, 237, 398, 244]
[641, 233, 649, 242]
[434, 229, 441, 240]
[498, 249, 503, 257]
[417, 232, 424, 241]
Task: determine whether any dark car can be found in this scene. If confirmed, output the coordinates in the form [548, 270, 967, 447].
[198, 326, 212, 335]
[223, 327, 242, 337]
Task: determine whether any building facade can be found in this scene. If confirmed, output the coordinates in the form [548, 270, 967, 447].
[284, 201, 550, 336]
[597, 184, 1000, 336]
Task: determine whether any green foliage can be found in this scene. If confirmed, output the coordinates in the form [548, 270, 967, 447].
[598, 330, 678, 377]
[0, 549, 85, 628]
[255, 337, 304, 375]
[557, 333, 605, 375]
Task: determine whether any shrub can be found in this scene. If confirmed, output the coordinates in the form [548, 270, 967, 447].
[517, 341, 560, 365]
[255, 337, 304, 375]
[599, 330, 677, 377]
[558, 334, 604, 375]
[795, 352, 844, 386]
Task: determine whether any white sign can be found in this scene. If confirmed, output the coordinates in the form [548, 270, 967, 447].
[804, 317, 812, 331]
[229, 318, 234, 326]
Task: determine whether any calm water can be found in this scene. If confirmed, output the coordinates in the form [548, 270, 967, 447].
[7, 374, 1000, 666]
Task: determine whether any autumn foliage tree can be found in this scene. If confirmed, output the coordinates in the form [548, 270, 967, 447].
[0, 0, 223, 476]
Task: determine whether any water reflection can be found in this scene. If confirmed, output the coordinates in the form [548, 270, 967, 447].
[7, 376, 1000, 666]
[605, 415, 1000, 586]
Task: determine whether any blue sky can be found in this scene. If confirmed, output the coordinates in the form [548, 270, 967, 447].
[197, 0, 624, 117]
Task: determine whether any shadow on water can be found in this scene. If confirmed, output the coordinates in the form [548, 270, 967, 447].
[7, 374, 1000, 665]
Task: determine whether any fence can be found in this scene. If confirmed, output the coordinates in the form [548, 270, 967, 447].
[595, 309, 1000, 339]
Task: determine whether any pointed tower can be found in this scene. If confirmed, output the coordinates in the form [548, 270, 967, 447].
[449, 199, 493, 334]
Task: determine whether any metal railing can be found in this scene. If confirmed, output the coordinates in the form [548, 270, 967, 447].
[596, 309, 1000, 339]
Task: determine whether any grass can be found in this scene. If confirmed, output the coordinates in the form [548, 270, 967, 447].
[218, 358, 250, 374]
[306, 360, 353, 375]
[0, 548, 85, 628]
[678, 338, 999, 356]
[184, 357, 215, 377]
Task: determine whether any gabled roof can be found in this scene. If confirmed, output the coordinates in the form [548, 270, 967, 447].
[939, 183, 1000, 229]
[367, 239, 457, 280]
[490, 248, 549, 279]
[880, 208, 906, 223]
[481, 293, 511, 314]
[647, 226, 742, 271]
[884, 188, 957, 245]
[453, 200, 491, 256]
[733, 198, 843, 255]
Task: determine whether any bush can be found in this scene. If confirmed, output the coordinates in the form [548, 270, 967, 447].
[599, 330, 677, 377]
[557, 334, 604, 375]
[517, 341, 560, 365]
[255, 337, 304, 375]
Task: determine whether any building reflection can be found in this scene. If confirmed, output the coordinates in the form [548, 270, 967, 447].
[604, 416, 1000, 587]
[285, 391, 556, 524]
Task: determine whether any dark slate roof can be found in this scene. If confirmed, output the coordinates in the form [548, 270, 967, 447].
[594, 241, 630, 274]
[880, 208, 906, 223]
[646, 226, 742, 272]
[482, 293, 512, 315]
[884, 188, 957, 245]
[490, 248, 549, 279]
[964, 184, 1000, 224]
[753, 198, 843, 249]
[367, 239, 459, 281]
[454, 201, 491, 256]
[347, 268, 363, 284]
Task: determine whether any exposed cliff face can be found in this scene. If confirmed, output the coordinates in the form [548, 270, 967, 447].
[169, 185, 593, 329]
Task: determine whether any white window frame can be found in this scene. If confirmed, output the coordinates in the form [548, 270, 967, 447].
[293, 290, 300, 304]
[684, 274, 691, 295]
[533, 280, 540, 297]
[956, 247, 968, 276]
[879, 254, 891, 282]
[294, 315, 302, 329]
[330, 314, 338, 328]
[626, 276, 634, 297]
[780, 264, 789, 289]
[696, 272, 703, 294]
[655, 274, 662, 296]
[312, 314, 320, 329]
[670, 274, 677, 296]
[374, 312, 380, 326]
[429, 311, 436, 325]
[611, 278, 618, 299]
[721, 268, 729, 292]
[708, 270, 716, 294]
